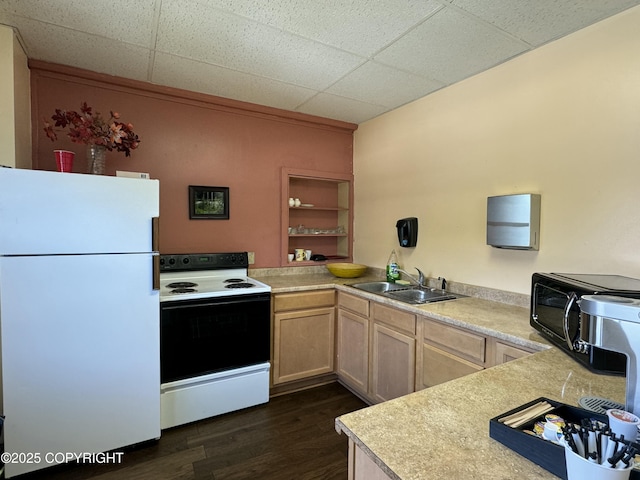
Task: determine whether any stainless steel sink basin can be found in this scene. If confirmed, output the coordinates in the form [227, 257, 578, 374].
[350, 281, 410, 294]
[386, 289, 458, 304]
[349, 281, 462, 304]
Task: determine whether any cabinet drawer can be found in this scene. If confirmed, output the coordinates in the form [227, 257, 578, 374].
[372, 303, 416, 335]
[422, 317, 485, 365]
[338, 291, 369, 317]
[273, 290, 335, 312]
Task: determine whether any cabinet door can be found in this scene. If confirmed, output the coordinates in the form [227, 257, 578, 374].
[272, 307, 335, 385]
[371, 323, 415, 403]
[418, 343, 483, 389]
[337, 309, 369, 396]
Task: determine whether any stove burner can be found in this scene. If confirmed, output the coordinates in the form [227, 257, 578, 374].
[224, 278, 246, 283]
[225, 282, 255, 289]
[167, 282, 198, 288]
[171, 288, 198, 294]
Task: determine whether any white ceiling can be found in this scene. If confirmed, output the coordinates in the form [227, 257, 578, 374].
[1, 0, 639, 125]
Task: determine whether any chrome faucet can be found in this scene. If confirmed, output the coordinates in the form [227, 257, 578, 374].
[397, 267, 428, 288]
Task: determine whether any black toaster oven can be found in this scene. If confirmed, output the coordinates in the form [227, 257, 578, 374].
[530, 273, 640, 375]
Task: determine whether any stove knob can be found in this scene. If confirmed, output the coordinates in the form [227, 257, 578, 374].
[159, 257, 165, 266]
[168, 258, 176, 265]
[182, 257, 190, 265]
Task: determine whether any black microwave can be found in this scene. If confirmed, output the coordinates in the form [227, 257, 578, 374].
[530, 273, 640, 375]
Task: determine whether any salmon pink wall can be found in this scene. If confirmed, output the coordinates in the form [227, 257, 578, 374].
[30, 62, 356, 267]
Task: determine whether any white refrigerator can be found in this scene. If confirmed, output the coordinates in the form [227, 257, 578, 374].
[0, 168, 160, 478]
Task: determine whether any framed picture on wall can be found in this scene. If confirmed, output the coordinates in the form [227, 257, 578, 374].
[189, 185, 229, 219]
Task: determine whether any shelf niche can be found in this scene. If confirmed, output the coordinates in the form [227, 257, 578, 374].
[281, 167, 353, 267]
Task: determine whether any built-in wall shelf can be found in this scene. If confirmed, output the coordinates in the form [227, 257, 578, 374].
[281, 167, 353, 267]
[289, 234, 348, 237]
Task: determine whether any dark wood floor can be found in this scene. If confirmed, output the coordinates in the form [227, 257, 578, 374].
[18, 383, 366, 480]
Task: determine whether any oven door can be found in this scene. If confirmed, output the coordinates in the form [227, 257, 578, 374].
[160, 292, 271, 384]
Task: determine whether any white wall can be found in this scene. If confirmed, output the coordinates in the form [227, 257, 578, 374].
[353, 6, 640, 295]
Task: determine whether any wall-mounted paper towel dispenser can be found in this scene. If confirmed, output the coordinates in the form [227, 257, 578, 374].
[487, 194, 541, 250]
[396, 217, 418, 248]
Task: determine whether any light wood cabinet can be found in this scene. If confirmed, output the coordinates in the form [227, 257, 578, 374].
[281, 167, 353, 266]
[416, 317, 535, 389]
[419, 343, 483, 388]
[491, 339, 534, 366]
[281, 288, 535, 402]
[370, 303, 416, 403]
[337, 292, 416, 403]
[348, 439, 392, 480]
[421, 317, 486, 364]
[337, 292, 370, 397]
[272, 290, 336, 386]
[416, 316, 486, 390]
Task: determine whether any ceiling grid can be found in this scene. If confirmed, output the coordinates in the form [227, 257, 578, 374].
[1, 0, 638, 124]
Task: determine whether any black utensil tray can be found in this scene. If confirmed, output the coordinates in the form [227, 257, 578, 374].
[489, 397, 640, 480]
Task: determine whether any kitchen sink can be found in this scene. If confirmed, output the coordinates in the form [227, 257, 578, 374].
[385, 288, 458, 304]
[350, 282, 462, 304]
[349, 281, 411, 294]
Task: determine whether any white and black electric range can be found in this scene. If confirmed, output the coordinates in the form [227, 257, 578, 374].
[159, 252, 271, 429]
[159, 252, 271, 302]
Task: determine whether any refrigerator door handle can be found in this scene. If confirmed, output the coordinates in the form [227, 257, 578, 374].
[153, 254, 160, 291]
[151, 217, 160, 291]
[152, 217, 160, 252]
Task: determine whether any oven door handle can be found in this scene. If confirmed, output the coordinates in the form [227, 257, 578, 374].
[563, 292, 578, 351]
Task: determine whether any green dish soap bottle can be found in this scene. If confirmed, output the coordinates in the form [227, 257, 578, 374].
[386, 249, 399, 282]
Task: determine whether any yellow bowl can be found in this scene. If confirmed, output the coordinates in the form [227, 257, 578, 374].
[326, 263, 367, 278]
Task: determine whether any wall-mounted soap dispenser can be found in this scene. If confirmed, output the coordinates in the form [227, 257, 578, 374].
[396, 217, 418, 248]
[487, 194, 541, 250]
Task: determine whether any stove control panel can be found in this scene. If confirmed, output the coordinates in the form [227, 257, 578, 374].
[159, 252, 249, 271]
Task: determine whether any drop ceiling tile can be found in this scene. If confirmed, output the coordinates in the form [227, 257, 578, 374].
[3, 16, 150, 81]
[156, 0, 365, 90]
[152, 53, 317, 111]
[0, 0, 157, 46]
[3, 0, 640, 125]
[452, 0, 640, 46]
[374, 6, 529, 85]
[193, 0, 444, 56]
[297, 92, 389, 124]
[327, 61, 444, 108]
